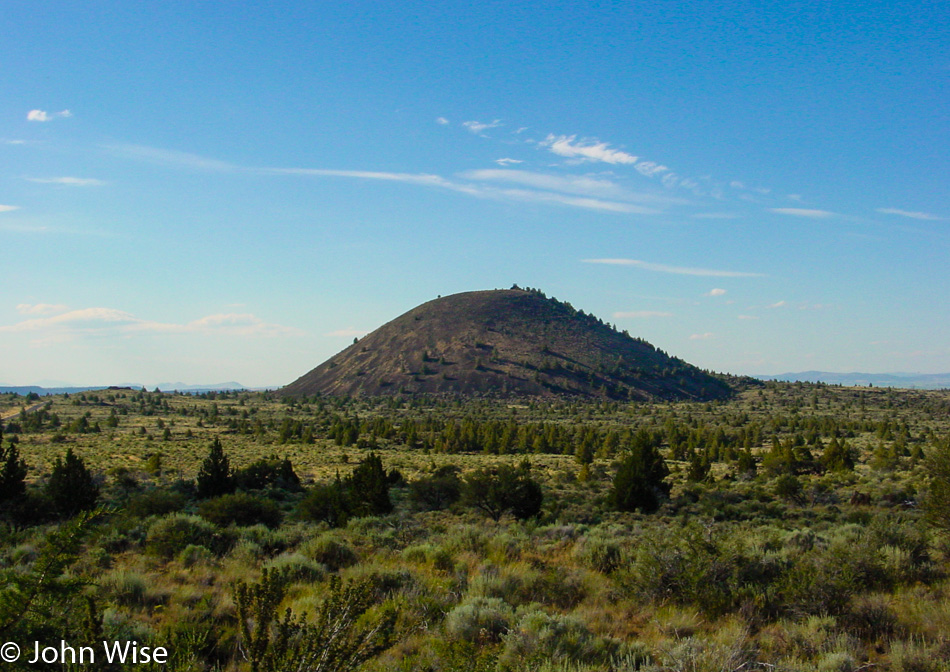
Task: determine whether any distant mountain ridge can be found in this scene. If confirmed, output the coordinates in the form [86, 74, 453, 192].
[284, 288, 735, 401]
[0, 382, 250, 395]
[757, 371, 950, 389]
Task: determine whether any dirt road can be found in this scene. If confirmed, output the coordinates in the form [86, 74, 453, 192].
[0, 401, 49, 422]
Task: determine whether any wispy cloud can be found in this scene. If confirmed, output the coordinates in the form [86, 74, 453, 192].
[1, 307, 139, 333]
[738, 315, 759, 320]
[0, 205, 19, 213]
[462, 119, 502, 134]
[796, 302, 832, 311]
[435, 117, 450, 125]
[770, 208, 835, 218]
[494, 158, 523, 166]
[266, 167, 456, 189]
[692, 212, 738, 219]
[706, 288, 727, 297]
[110, 145, 671, 216]
[0, 221, 108, 237]
[27, 109, 72, 122]
[325, 327, 369, 338]
[274, 167, 660, 214]
[582, 258, 764, 278]
[136, 313, 301, 337]
[0, 223, 49, 233]
[105, 144, 240, 172]
[730, 180, 771, 196]
[689, 332, 715, 340]
[767, 301, 787, 309]
[17, 303, 69, 316]
[0, 307, 301, 338]
[497, 189, 658, 214]
[876, 208, 943, 221]
[464, 169, 621, 195]
[634, 161, 668, 177]
[540, 134, 638, 165]
[613, 311, 673, 318]
[661, 173, 682, 189]
[461, 169, 679, 205]
[26, 177, 107, 187]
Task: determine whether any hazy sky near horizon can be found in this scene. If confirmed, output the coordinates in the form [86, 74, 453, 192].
[2, 1, 948, 387]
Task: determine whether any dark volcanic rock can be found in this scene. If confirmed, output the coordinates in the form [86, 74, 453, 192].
[283, 289, 733, 401]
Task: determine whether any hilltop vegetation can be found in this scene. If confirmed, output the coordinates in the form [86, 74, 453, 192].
[1, 383, 949, 671]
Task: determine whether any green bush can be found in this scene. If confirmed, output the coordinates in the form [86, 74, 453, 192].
[104, 568, 149, 606]
[409, 466, 462, 511]
[444, 597, 513, 643]
[499, 609, 617, 670]
[234, 455, 301, 492]
[263, 552, 327, 583]
[774, 474, 803, 501]
[924, 436, 950, 532]
[402, 543, 455, 572]
[296, 480, 351, 528]
[572, 535, 624, 574]
[778, 551, 859, 618]
[239, 524, 292, 556]
[146, 513, 230, 559]
[620, 525, 785, 619]
[461, 461, 543, 521]
[177, 544, 215, 567]
[197, 492, 282, 528]
[300, 534, 358, 571]
[126, 489, 187, 518]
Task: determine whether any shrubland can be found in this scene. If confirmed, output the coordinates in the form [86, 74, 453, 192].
[0, 382, 949, 671]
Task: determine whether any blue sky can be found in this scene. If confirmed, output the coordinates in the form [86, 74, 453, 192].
[2, 1, 947, 387]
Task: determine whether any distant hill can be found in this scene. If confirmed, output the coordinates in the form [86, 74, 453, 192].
[0, 382, 250, 395]
[757, 371, 950, 390]
[0, 386, 110, 396]
[283, 288, 735, 401]
[154, 382, 249, 393]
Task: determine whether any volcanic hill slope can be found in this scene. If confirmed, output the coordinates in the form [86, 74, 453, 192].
[283, 289, 733, 401]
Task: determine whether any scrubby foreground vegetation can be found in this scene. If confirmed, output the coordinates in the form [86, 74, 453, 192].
[2, 382, 950, 671]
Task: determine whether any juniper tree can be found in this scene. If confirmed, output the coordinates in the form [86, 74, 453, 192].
[347, 452, 392, 516]
[46, 448, 99, 518]
[0, 428, 27, 504]
[610, 429, 670, 513]
[196, 437, 235, 499]
[821, 437, 855, 472]
[461, 460, 543, 521]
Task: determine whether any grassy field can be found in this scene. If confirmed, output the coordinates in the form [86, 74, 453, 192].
[1, 382, 949, 671]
